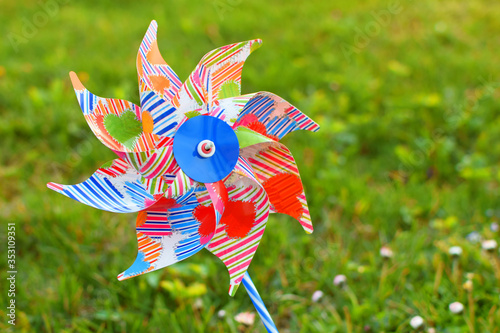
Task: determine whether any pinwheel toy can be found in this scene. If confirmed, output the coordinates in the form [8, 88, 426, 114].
[48, 21, 319, 332]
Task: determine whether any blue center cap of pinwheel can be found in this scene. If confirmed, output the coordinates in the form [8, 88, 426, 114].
[173, 115, 240, 183]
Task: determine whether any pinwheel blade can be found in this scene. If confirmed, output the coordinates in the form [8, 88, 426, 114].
[119, 173, 232, 281]
[122, 146, 180, 184]
[165, 168, 199, 198]
[240, 142, 314, 234]
[206, 157, 270, 296]
[69, 72, 159, 153]
[118, 186, 208, 280]
[208, 93, 256, 127]
[204, 180, 229, 230]
[47, 158, 161, 213]
[234, 92, 320, 141]
[137, 20, 182, 104]
[172, 39, 262, 117]
[136, 21, 186, 139]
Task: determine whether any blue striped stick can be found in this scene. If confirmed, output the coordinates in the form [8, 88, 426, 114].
[242, 272, 279, 333]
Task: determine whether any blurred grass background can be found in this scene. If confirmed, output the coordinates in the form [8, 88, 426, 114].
[1, 0, 500, 332]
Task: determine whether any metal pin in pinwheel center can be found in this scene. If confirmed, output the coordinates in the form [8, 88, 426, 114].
[173, 115, 239, 183]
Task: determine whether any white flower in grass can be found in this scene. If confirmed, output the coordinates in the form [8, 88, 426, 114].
[427, 328, 436, 333]
[234, 311, 255, 326]
[410, 315, 424, 329]
[466, 231, 481, 244]
[193, 298, 203, 309]
[217, 309, 226, 318]
[311, 290, 324, 302]
[482, 239, 498, 251]
[491, 222, 499, 232]
[333, 274, 347, 287]
[380, 246, 394, 259]
[449, 301, 464, 314]
[448, 246, 463, 257]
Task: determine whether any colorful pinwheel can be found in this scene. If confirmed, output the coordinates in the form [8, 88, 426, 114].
[48, 20, 319, 331]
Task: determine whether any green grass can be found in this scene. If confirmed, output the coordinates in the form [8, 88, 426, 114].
[1, 0, 500, 331]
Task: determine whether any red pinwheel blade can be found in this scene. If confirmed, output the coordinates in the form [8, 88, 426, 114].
[205, 157, 270, 296]
[47, 158, 162, 213]
[241, 142, 314, 234]
[233, 91, 320, 141]
[69, 72, 159, 153]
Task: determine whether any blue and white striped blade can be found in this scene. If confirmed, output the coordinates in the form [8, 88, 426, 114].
[47, 158, 159, 213]
[140, 90, 183, 137]
[117, 185, 214, 281]
[234, 92, 320, 140]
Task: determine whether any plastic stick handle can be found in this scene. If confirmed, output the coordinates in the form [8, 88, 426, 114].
[242, 272, 279, 333]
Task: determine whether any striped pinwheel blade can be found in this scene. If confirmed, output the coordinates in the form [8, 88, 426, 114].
[122, 146, 180, 186]
[137, 20, 182, 104]
[118, 170, 232, 280]
[195, 180, 229, 241]
[136, 21, 185, 139]
[47, 158, 161, 213]
[234, 91, 320, 141]
[69, 72, 159, 153]
[118, 186, 208, 280]
[207, 93, 257, 127]
[172, 39, 262, 117]
[206, 157, 270, 296]
[240, 142, 314, 234]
